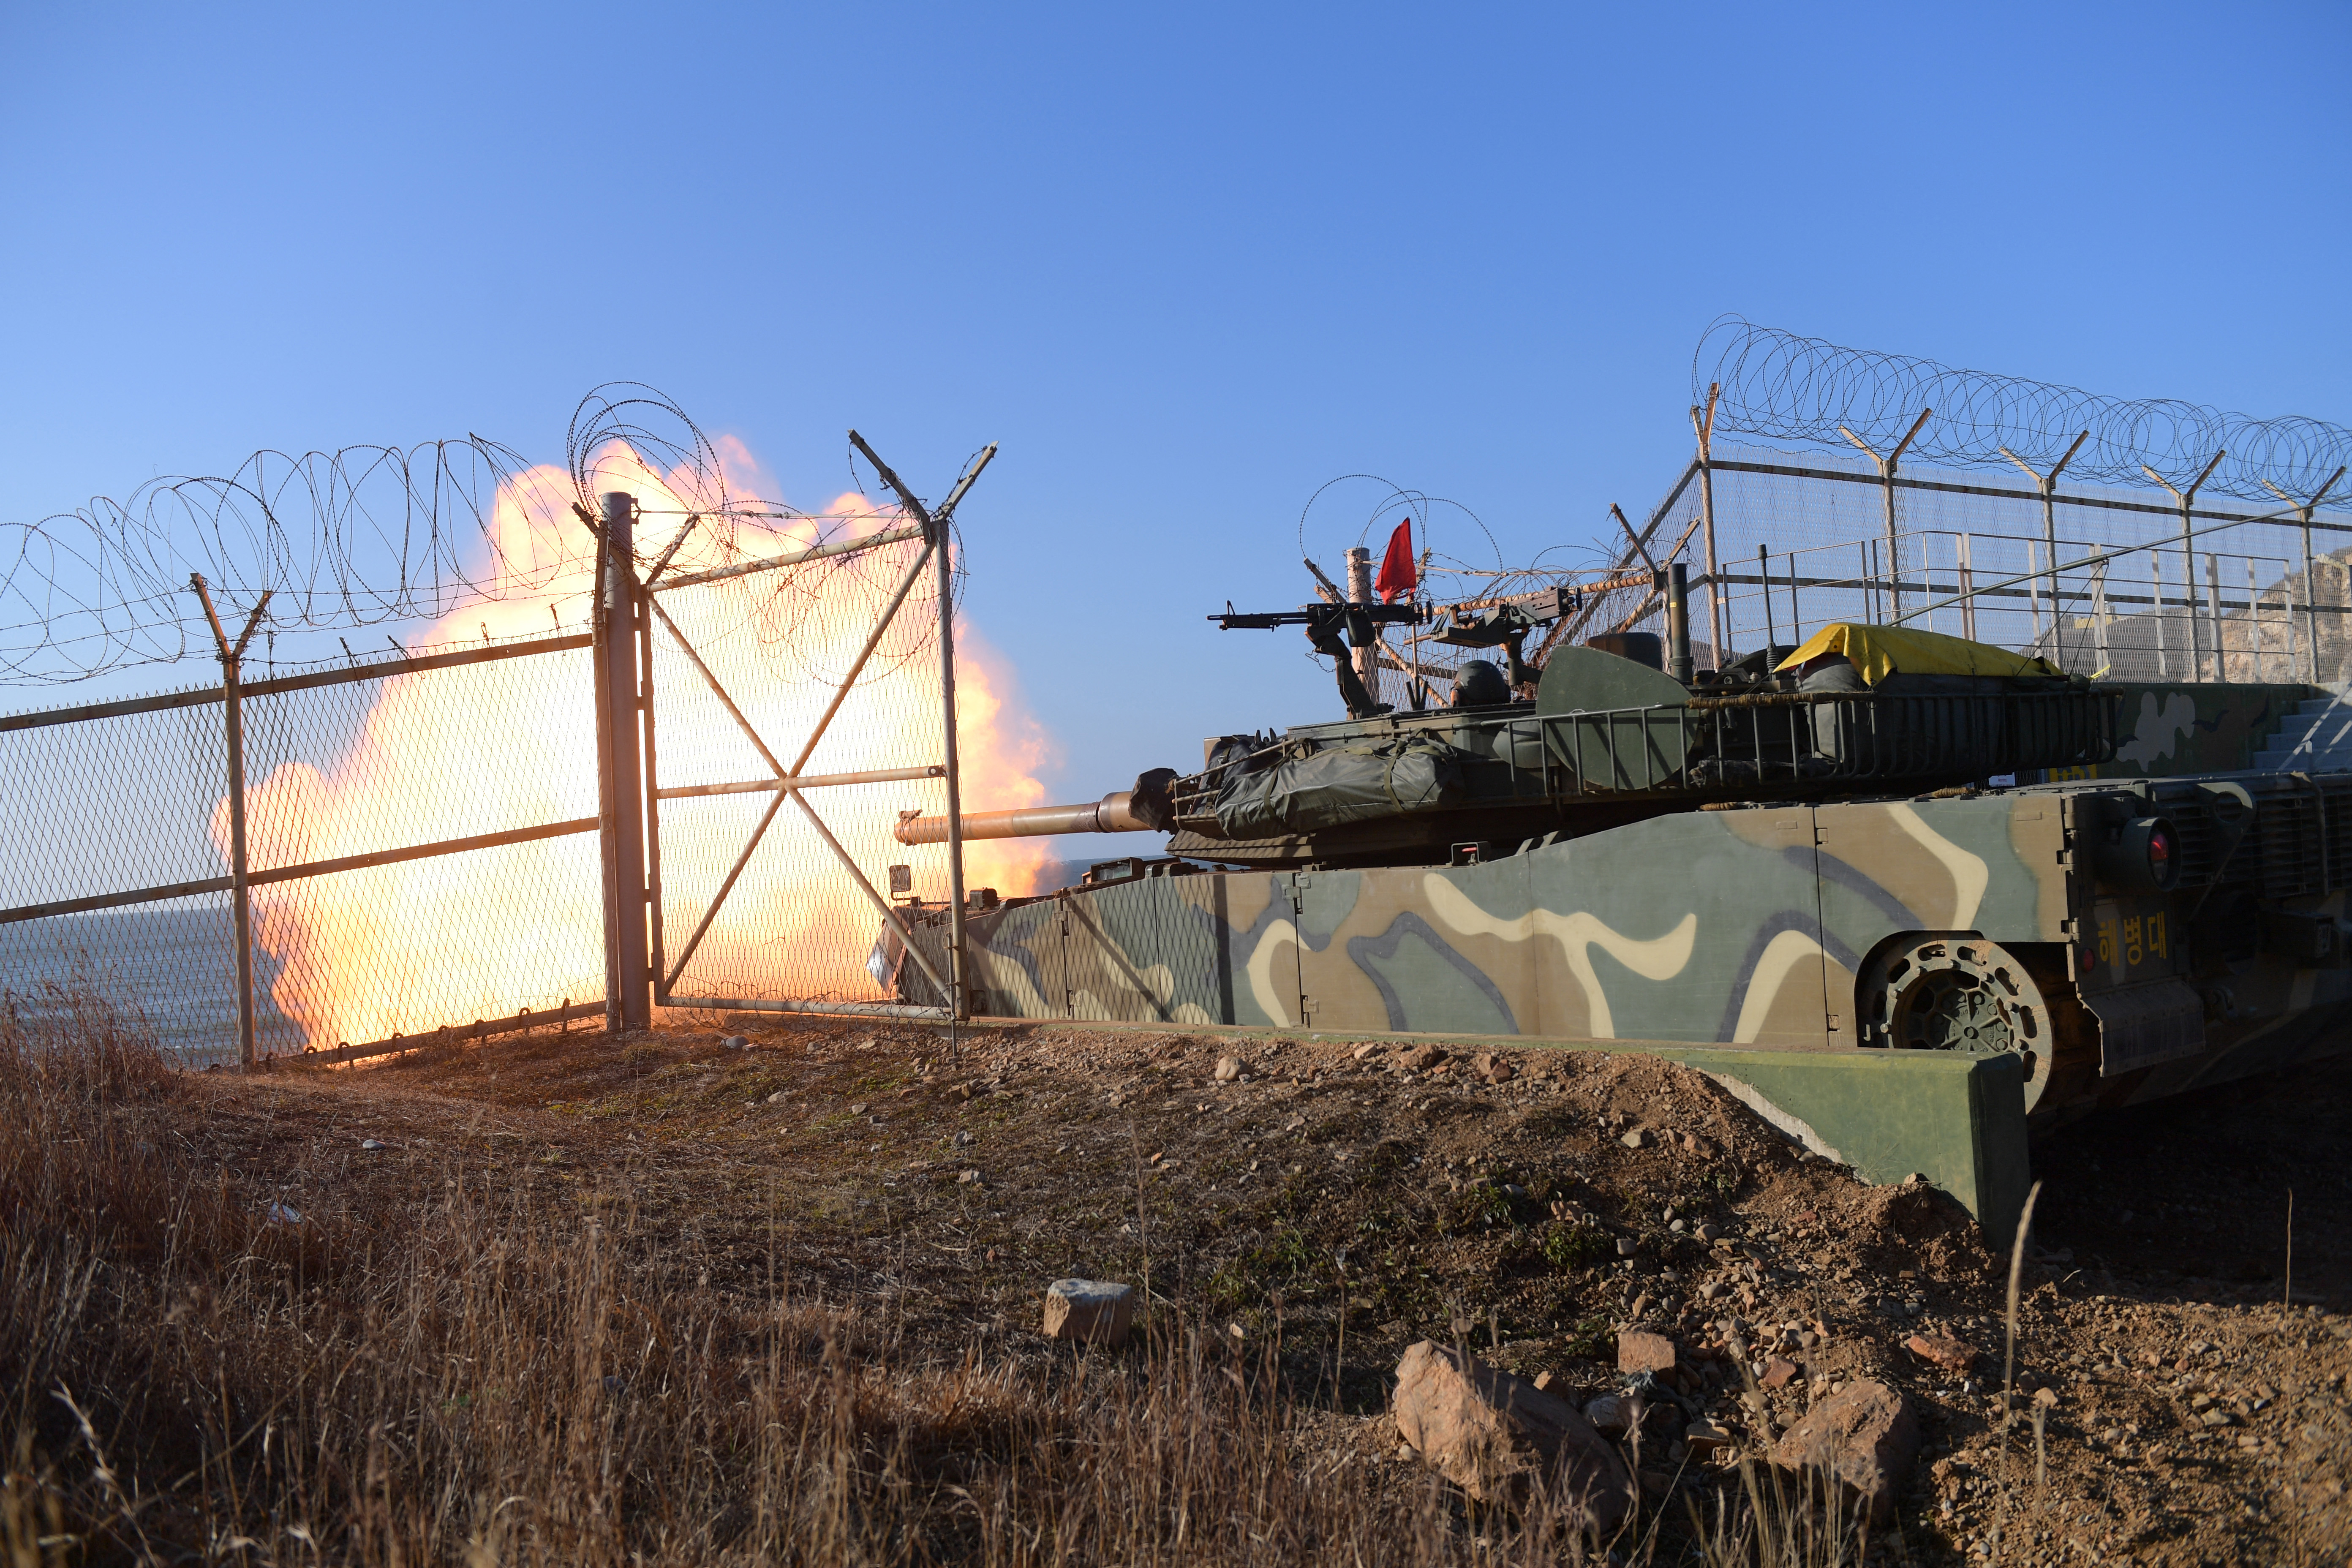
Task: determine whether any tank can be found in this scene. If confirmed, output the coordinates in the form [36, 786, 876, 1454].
[878, 568, 2350, 1240]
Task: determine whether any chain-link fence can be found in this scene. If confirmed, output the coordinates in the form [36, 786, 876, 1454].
[0, 392, 996, 1067]
[1692, 443, 2352, 682]
[1350, 444, 2352, 706]
[0, 633, 607, 1067]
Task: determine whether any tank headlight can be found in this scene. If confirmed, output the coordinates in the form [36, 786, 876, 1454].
[2094, 813, 2180, 894]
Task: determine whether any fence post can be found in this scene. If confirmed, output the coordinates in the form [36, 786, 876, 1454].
[2264, 469, 2345, 685]
[1693, 386, 1727, 664]
[2144, 452, 2225, 683]
[2248, 558, 2265, 682]
[191, 575, 272, 1073]
[934, 506, 969, 1021]
[596, 492, 653, 1032]
[1840, 408, 1930, 622]
[2205, 554, 2224, 682]
[2000, 433, 2087, 670]
[1958, 533, 1976, 643]
[1345, 546, 1378, 700]
[2026, 541, 2044, 652]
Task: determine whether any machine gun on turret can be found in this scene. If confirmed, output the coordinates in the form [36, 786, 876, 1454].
[1209, 600, 1427, 718]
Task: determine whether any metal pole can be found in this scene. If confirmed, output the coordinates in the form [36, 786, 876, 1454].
[2306, 516, 2320, 683]
[845, 433, 995, 1022]
[2265, 468, 2344, 684]
[2205, 554, 2224, 682]
[1666, 562, 1694, 683]
[2026, 540, 2044, 653]
[2001, 433, 2086, 672]
[191, 576, 271, 1073]
[2092, 553, 2111, 675]
[1694, 385, 1727, 665]
[599, 491, 651, 1032]
[2151, 552, 2168, 678]
[1840, 408, 1930, 624]
[2248, 558, 2264, 682]
[935, 507, 969, 1021]
[1345, 545, 1378, 702]
[1784, 548, 1801, 645]
[1758, 545, 1777, 654]
[2145, 452, 2225, 684]
[2185, 492, 2203, 680]
[1958, 532, 1976, 643]
[638, 581, 665, 999]
[591, 531, 620, 1030]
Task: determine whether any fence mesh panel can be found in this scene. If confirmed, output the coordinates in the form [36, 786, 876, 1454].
[236, 642, 604, 1054]
[0, 636, 605, 1065]
[650, 529, 956, 1012]
[1635, 446, 2352, 682]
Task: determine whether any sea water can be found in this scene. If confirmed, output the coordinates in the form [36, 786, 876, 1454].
[0, 905, 296, 1069]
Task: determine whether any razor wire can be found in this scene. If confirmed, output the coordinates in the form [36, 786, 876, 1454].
[0, 384, 956, 689]
[1696, 316, 2352, 505]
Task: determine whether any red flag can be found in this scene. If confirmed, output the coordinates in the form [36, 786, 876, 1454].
[1375, 518, 1417, 603]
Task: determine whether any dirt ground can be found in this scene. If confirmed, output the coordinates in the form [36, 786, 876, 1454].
[219, 1018, 2352, 1566]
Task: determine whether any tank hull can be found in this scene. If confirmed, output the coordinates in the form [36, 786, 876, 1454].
[918, 782, 2346, 1091]
[879, 680, 2352, 1241]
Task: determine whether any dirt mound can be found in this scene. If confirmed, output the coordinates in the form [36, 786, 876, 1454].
[30, 1015, 2344, 1564]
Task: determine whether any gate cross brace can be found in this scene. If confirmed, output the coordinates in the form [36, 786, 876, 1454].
[647, 438, 996, 1005]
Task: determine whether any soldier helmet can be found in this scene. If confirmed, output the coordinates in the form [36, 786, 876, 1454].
[1453, 659, 1511, 707]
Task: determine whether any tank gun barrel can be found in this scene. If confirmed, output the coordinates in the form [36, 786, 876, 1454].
[895, 793, 1151, 844]
[893, 768, 1178, 844]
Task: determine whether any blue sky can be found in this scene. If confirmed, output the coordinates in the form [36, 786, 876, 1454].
[3, 1, 2347, 798]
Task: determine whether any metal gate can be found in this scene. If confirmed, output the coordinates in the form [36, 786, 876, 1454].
[593, 435, 992, 1026]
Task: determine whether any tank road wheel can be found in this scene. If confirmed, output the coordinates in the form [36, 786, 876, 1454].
[1858, 934, 2058, 1112]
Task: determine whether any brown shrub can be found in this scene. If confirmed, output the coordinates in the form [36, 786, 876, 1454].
[0, 988, 1651, 1566]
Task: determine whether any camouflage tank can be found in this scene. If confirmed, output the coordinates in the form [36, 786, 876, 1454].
[882, 568, 2347, 1240]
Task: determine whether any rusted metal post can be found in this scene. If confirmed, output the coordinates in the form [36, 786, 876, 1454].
[597, 491, 652, 1032]
[191, 575, 271, 1072]
[934, 502, 969, 1021]
[1693, 385, 1727, 665]
[1841, 408, 1931, 622]
[1345, 545, 1379, 701]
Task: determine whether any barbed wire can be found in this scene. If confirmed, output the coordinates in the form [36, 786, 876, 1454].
[1696, 316, 2352, 504]
[0, 385, 956, 688]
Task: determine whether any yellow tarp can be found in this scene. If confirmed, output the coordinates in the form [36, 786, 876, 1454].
[1773, 623, 2063, 686]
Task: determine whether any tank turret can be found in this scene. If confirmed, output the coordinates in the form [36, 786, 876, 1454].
[894, 564, 2115, 871]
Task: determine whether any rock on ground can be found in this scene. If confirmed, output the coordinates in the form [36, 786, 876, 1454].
[1391, 1340, 1633, 1532]
[1617, 1328, 1677, 1375]
[1771, 1377, 1920, 1527]
[1904, 1331, 1977, 1375]
[1041, 1279, 1135, 1345]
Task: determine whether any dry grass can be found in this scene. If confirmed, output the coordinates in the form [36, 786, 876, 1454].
[0, 988, 1885, 1566]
